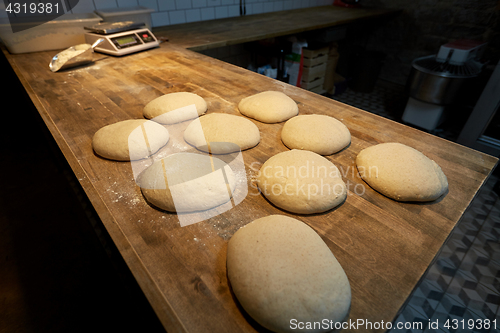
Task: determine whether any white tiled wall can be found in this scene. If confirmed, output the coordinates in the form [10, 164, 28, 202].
[68, 0, 334, 27]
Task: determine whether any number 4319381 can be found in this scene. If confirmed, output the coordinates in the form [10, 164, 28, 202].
[5, 2, 60, 14]
[444, 319, 496, 330]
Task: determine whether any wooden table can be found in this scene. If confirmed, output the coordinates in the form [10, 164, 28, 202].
[2, 6, 497, 333]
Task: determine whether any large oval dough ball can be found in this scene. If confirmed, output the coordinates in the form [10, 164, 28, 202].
[281, 114, 351, 155]
[227, 215, 351, 333]
[143, 92, 207, 124]
[136, 152, 236, 212]
[257, 150, 346, 214]
[92, 119, 169, 161]
[184, 113, 260, 154]
[238, 91, 298, 123]
[356, 142, 448, 201]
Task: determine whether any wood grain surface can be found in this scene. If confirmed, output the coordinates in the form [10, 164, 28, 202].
[2, 7, 497, 333]
[153, 6, 400, 51]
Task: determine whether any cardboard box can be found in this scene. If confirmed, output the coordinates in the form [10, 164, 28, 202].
[301, 46, 329, 93]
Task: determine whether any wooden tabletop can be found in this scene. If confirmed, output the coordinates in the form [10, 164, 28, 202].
[153, 5, 400, 51]
[2, 6, 497, 333]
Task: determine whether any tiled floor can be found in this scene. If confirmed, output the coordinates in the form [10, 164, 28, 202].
[330, 79, 407, 122]
[332, 82, 500, 332]
[389, 176, 500, 333]
[330, 80, 461, 142]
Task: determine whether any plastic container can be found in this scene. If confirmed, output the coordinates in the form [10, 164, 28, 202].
[0, 13, 102, 54]
[95, 6, 155, 30]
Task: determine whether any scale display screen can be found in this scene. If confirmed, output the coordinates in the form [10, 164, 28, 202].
[85, 27, 159, 56]
[114, 35, 138, 47]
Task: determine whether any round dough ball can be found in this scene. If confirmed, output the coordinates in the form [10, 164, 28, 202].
[137, 152, 236, 212]
[184, 113, 260, 154]
[238, 91, 298, 123]
[257, 150, 347, 214]
[143, 92, 207, 124]
[92, 119, 169, 161]
[281, 114, 351, 155]
[227, 215, 351, 333]
[356, 142, 448, 201]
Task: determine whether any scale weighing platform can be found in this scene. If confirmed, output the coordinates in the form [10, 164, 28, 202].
[84, 21, 159, 56]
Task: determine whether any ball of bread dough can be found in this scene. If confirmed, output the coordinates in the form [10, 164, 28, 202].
[281, 114, 351, 155]
[356, 142, 448, 201]
[92, 119, 169, 161]
[257, 150, 347, 214]
[227, 215, 351, 333]
[184, 113, 260, 154]
[136, 152, 236, 212]
[238, 91, 298, 123]
[143, 92, 207, 124]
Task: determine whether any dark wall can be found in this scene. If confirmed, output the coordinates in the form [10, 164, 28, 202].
[361, 0, 500, 85]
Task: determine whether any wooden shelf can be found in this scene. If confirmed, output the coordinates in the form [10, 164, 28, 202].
[154, 6, 401, 51]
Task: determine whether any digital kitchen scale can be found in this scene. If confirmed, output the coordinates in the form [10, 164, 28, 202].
[84, 21, 159, 56]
